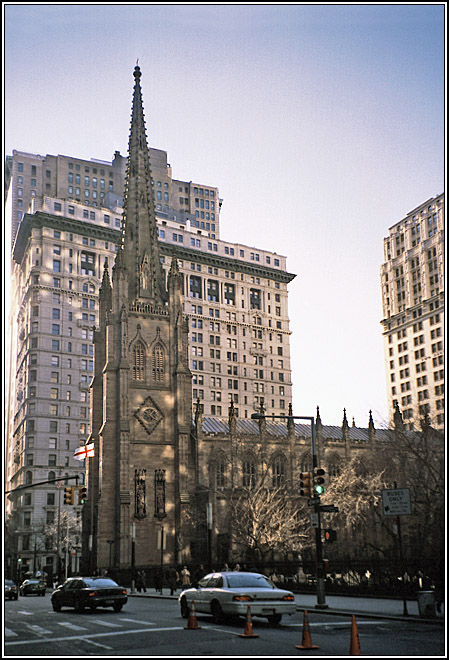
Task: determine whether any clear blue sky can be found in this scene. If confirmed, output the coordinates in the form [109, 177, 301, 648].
[4, 4, 445, 428]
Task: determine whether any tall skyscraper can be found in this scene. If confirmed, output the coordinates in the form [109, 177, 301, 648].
[5, 70, 295, 576]
[380, 193, 445, 430]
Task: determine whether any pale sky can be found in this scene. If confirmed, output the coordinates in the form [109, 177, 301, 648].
[3, 4, 445, 428]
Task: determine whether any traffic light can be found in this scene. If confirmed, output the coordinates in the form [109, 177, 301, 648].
[78, 486, 87, 505]
[64, 486, 74, 505]
[313, 468, 326, 495]
[299, 471, 313, 497]
[324, 529, 337, 544]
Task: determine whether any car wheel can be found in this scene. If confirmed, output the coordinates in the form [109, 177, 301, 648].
[267, 613, 282, 625]
[52, 601, 61, 612]
[180, 597, 189, 619]
[211, 599, 224, 624]
[113, 603, 123, 613]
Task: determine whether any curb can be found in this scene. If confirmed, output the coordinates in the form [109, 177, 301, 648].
[127, 593, 444, 624]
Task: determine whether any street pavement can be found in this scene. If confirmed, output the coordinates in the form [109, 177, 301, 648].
[129, 588, 445, 623]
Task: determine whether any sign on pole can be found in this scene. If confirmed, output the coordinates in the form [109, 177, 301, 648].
[310, 513, 319, 528]
[381, 488, 411, 516]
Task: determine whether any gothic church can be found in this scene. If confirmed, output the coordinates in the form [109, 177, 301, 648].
[83, 65, 193, 572]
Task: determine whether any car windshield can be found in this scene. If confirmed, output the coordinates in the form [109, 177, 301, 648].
[225, 574, 274, 589]
[82, 578, 119, 588]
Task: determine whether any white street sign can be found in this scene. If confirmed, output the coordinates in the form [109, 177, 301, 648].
[310, 513, 319, 528]
[381, 488, 411, 516]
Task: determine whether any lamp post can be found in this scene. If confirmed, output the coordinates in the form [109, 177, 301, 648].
[106, 540, 114, 572]
[131, 523, 136, 593]
[251, 407, 328, 609]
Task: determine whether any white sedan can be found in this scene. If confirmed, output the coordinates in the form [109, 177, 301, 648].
[179, 572, 297, 625]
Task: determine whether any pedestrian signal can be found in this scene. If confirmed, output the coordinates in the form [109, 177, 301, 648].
[324, 529, 337, 544]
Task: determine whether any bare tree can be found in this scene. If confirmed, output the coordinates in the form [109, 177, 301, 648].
[229, 482, 311, 562]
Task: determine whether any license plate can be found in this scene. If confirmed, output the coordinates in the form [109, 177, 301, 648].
[104, 600, 113, 605]
[262, 608, 275, 614]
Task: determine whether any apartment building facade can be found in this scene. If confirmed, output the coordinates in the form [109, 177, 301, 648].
[5, 149, 294, 576]
[380, 193, 445, 431]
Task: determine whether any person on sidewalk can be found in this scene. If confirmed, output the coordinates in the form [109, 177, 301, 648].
[167, 566, 179, 595]
[181, 566, 191, 587]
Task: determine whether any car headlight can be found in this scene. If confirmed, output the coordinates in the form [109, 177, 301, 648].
[232, 595, 253, 601]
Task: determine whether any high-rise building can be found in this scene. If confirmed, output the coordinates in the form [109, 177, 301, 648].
[380, 193, 445, 431]
[4, 84, 295, 577]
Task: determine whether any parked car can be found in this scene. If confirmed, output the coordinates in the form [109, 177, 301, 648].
[51, 577, 128, 613]
[19, 579, 47, 596]
[179, 571, 296, 625]
[5, 579, 19, 600]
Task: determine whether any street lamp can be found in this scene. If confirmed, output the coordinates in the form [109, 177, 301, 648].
[251, 407, 328, 609]
[106, 540, 114, 572]
[131, 523, 136, 593]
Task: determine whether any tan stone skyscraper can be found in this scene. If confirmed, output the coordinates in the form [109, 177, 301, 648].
[84, 66, 193, 572]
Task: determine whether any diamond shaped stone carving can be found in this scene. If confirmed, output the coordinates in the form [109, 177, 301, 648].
[135, 396, 163, 436]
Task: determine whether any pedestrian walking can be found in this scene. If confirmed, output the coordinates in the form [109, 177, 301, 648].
[167, 566, 179, 595]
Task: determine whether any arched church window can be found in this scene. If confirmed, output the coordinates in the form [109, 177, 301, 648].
[328, 457, 341, 479]
[209, 454, 227, 488]
[271, 453, 286, 487]
[132, 341, 146, 381]
[242, 457, 256, 488]
[151, 343, 165, 381]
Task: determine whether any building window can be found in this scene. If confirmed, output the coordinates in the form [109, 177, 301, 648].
[132, 342, 146, 381]
[151, 343, 165, 381]
[271, 454, 286, 487]
[242, 458, 256, 488]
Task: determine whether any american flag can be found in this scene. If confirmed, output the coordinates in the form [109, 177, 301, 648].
[74, 443, 95, 460]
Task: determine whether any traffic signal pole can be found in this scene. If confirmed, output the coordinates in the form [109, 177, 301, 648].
[251, 410, 328, 609]
[310, 419, 328, 609]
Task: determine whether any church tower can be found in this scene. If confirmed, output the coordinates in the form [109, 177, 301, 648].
[84, 65, 193, 574]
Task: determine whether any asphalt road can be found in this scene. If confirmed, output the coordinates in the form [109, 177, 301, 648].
[4, 592, 446, 657]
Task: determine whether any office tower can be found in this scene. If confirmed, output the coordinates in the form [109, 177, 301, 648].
[5, 87, 294, 576]
[380, 193, 445, 430]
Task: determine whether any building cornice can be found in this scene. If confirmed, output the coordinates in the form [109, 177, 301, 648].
[12, 211, 120, 264]
[13, 211, 296, 284]
[160, 243, 296, 284]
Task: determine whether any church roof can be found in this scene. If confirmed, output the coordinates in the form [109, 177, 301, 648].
[201, 417, 393, 443]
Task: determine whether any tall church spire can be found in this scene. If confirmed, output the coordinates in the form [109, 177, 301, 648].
[121, 64, 168, 305]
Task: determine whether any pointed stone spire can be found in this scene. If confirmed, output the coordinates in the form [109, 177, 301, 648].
[368, 409, 375, 443]
[229, 399, 237, 434]
[99, 259, 112, 310]
[393, 401, 404, 431]
[287, 402, 295, 431]
[342, 408, 349, 432]
[121, 64, 167, 305]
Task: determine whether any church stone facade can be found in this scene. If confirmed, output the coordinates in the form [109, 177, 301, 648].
[84, 66, 194, 571]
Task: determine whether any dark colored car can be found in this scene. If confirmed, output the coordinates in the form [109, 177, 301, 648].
[5, 580, 19, 600]
[19, 579, 46, 596]
[51, 577, 128, 613]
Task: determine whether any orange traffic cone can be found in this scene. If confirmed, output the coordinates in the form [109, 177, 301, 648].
[185, 600, 201, 629]
[295, 610, 319, 650]
[238, 605, 259, 638]
[349, 615, 361, 655]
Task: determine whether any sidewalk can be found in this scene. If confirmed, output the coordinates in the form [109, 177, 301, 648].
[129, 588, 445, 623]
